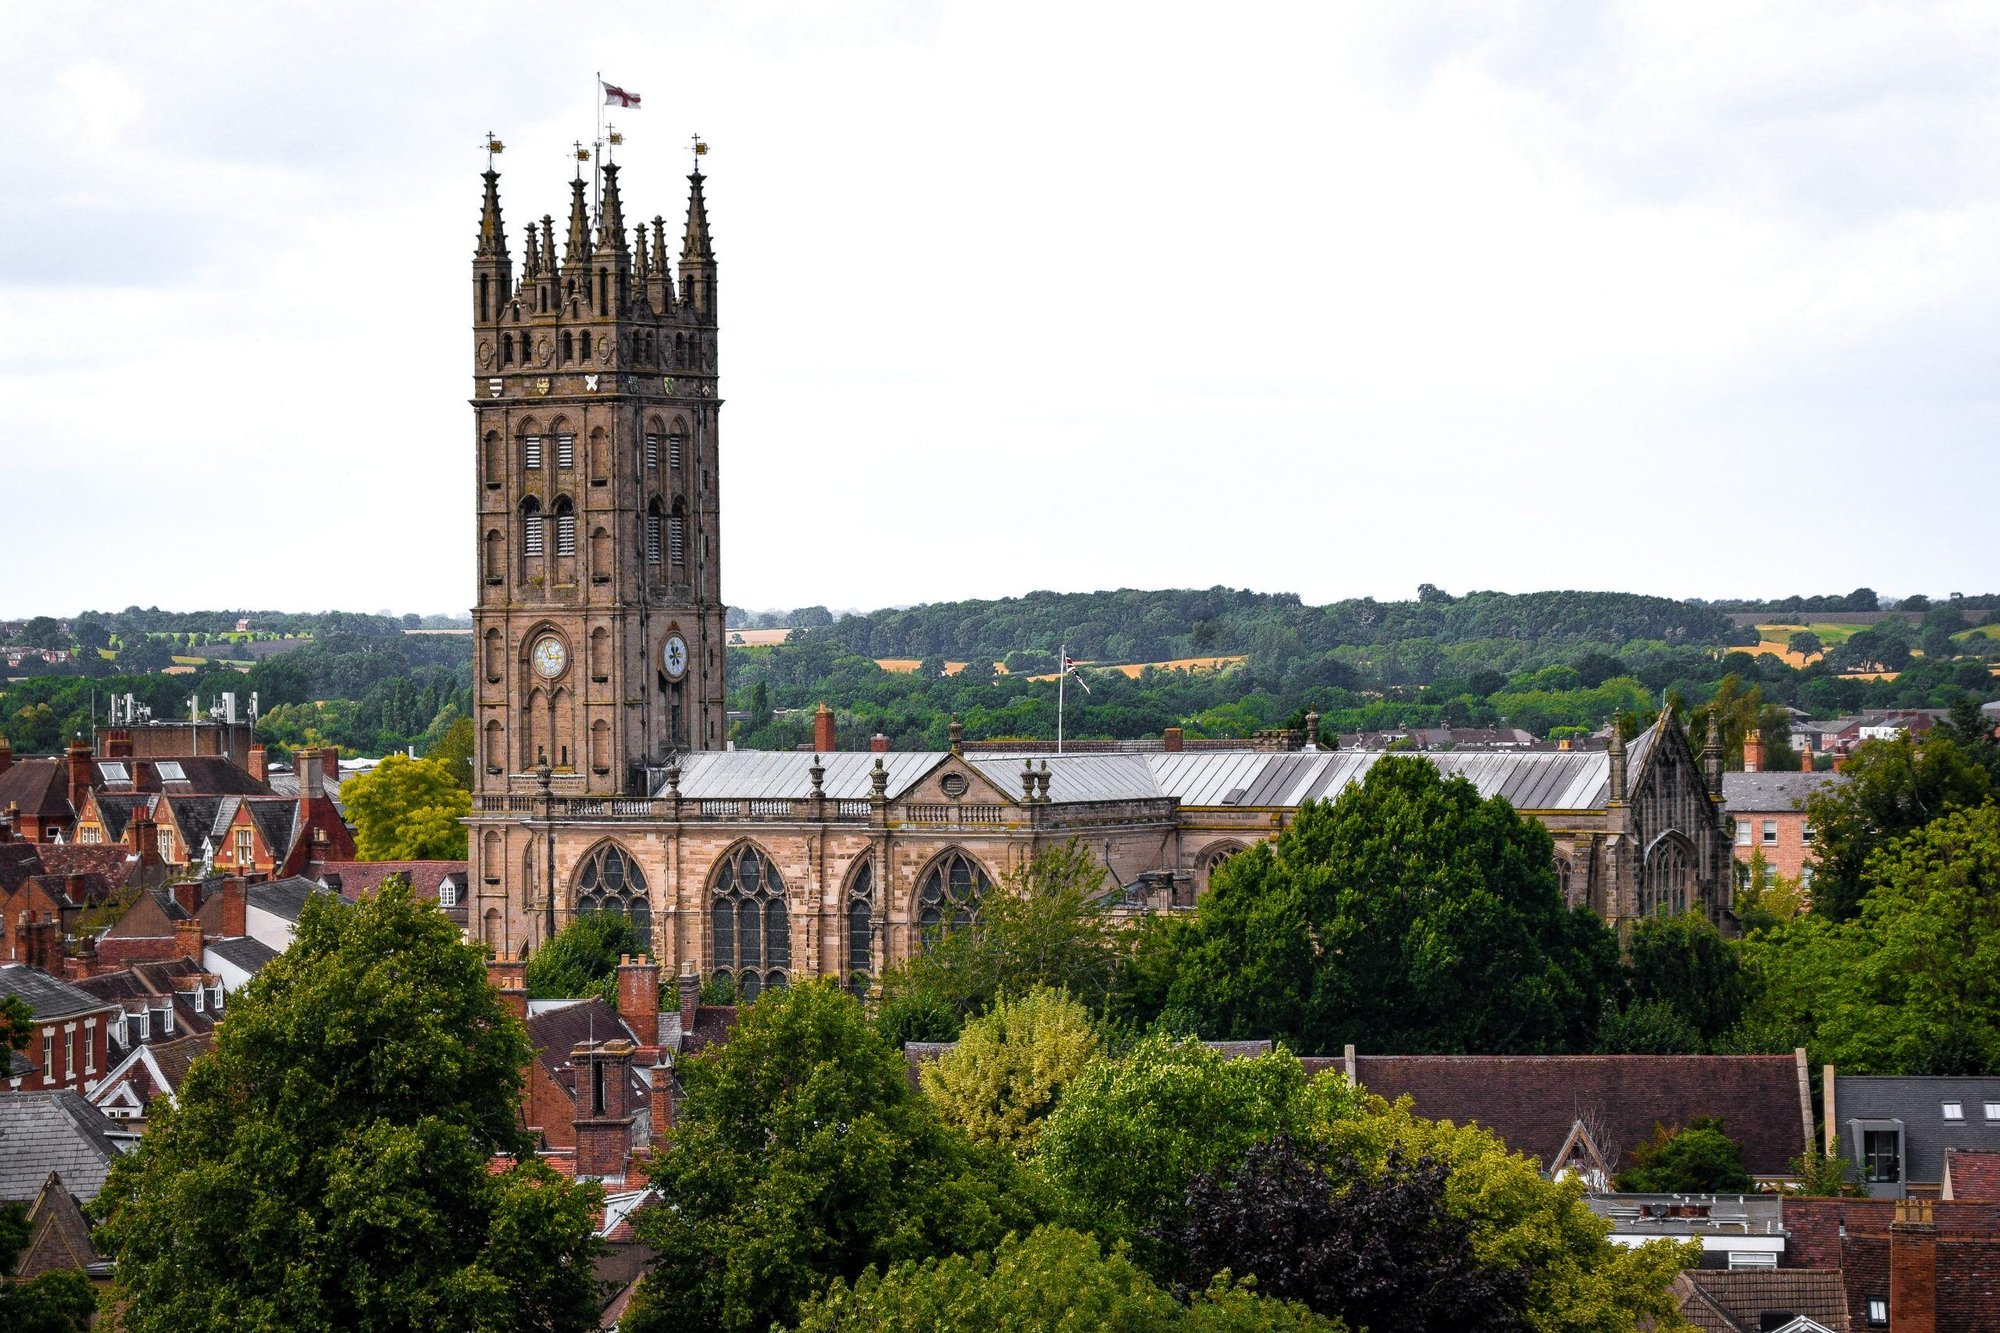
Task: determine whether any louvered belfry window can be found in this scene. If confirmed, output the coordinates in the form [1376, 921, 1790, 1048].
[524, 510, 544, 556]
[668, 434, 684, 469]
[524, 435, 542, 469]
[645, 434, 659, 469]
[668, 514, 686, 566]
[646, 514, 662, 565]
[556, 434, 575, 469]
[555, 511, 576, 556]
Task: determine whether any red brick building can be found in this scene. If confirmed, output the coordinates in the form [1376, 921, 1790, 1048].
[1785, 1197, 2000, 1332]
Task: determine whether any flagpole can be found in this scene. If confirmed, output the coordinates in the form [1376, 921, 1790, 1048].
[592, 71, 603, 223]
[1057, 642, 1065, 755]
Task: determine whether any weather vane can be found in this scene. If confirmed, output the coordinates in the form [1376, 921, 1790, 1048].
[482, 131, 506, 170]
[691, 132, 709, 170]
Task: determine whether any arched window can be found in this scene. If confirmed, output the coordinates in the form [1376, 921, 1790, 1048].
[589, 426, 608, 477]
[483, 529, 503, 584]
[500, 333, 514, 366]
[1643, 837, 1693, 917]
[711, 843, 789, 1001]
[645, 498, 663, 566]
[668, 421, 686, 469]
[483, 720, 504, 774]
[481, 830, 502, 883]
[668, 498, 687, 568]
[674, 333, 685, 367]
[580, 330, 592, 361]
[589, 526, 611, 583]
[589, 625, 610, 681]
[553, 497, 576, 557]
[845, 859, 874, 997]
[560, 330, 574, 363]
[482, 430, 502, 482]
[917, 850, 990, 947]
[520, 497, 544, 557]
[589, 718, 610, 775]
[522, 430, 543, 470]
[479, 273, 490, 322]
[483, 628, 504, 682]
[574, 842, 651, 951]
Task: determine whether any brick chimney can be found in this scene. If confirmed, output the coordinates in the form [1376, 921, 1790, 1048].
[571, 1039, 637, 1179]
[1744, 729, 1764, 774]
[1890, 1197, 1936, 1333]
[131, 811, 159, 859]
[678, 964, 700, 1033]
[65, 738, 94, 815]
[487, 949, 527, 1020]
[172, 879, 202, 916]
[0, 737, 11, 776]
[1163, 727, 1184, 753]
[319, 745, 340, 785]
[295, 749, 323, 813]
[248, 744, 268, 785]
[23, 915, 59, 972]
[174, 917, 204, 962]
[617, 953, 660, 1044]
[217, 876, 247, 938]
[65, 872, 89, 906]
[870, 733, 891, 754]
[101, 729, 133, 760]
[1801, 741, 1815, 773]
[813, 703, 836, 754]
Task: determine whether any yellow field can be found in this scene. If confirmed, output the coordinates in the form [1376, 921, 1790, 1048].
[1026, 655, 1247, 682]
[727, 628, 795, 646]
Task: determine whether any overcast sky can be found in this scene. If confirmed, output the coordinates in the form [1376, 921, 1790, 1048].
[2, 1, 1996, 619]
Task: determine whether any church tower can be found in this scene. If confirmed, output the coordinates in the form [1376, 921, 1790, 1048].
[467, 155, 725, 942]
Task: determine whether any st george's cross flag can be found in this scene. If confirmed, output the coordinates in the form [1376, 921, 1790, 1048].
[602, 82, 641, 109]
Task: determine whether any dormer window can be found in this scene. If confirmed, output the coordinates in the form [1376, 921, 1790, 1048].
[1942, 1101, 1964, 1121]
[1867, 1298, 1887, 1325]
[190, 987, 204, 1013]
[1985, 1102, 2000, 1122]
[210, 984, 223, 1011]
[439, 881, 459, 909]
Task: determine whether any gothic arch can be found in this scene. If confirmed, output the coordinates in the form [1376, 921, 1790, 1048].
[572, 840, 651, 952]
[552, 495, 576, 559]
[588, 425, 608, 477]
[483, 719, 504, 775]
[482, 430, 502, 480]
[1196, 840, 1250, 894]
[912, 847, 993, 949]
[708, 840, 790, 1001]
[842, 856, 876, 997]
[483, 628, 504, 683]
[1641, 830, 1697, 917]
[589, 718, 610, 775]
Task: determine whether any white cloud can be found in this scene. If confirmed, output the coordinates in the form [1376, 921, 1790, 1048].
[0, 0, 1994, 617]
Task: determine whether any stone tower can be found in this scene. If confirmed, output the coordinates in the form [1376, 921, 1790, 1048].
[467, 157, 724, 945]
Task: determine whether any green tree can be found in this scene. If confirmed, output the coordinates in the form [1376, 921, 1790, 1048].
[1594, 999, 1703, 1055]
[1786, 630, 1823, 658]
[882, 840, 1123, 1022]
[338, 753, 472, 860]
[919, 988, 1103, 1157]
[625, 982, 1049, 1333]
[1035, 1036, 1355, 1273]
[788, 1225, 1341, 1333]
[1804, 731, 1992, 920]
[523, 912, 644, 1007]
[1788, 1148, 1859, 1198]
[96, 880, 604, 1332]
[424, 715, 477, 792]
[1613, 1118, 1754, 1194]
[1150, 758, 1618, 1054]
[1, 994, 33, 1056]
[1623, 913, 1751, 1045]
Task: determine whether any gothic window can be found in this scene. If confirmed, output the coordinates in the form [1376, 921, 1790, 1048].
[646, 499, 663, 566]
[580, 331, 592, 361]
[554, 497, 576, 556]
[668, 431, 685, 469]
[479, 273, 491, 322]
[1643, 837, 1693, 917]
[556, 434, 575, 469]
[523, 434, 543, 470]
[589, 626, 610, 681]
[589, 719, 610, 774]
[644, 433, 659, 469]
[561, 330, 574, 362]
[500, 333, 513, 365]
[669, 500, 687, 567]
[711, 843, 789, 1001]
[521, 497, 544, 557]
[674, 333, 685, 367]
[483, 628, 504, 682]
[575, 842, 651, 952]
[846, 860, 874, 997]
[483, 431, 502, 481]
[588, 426, 607, 476]
[917, 850, 990, 948]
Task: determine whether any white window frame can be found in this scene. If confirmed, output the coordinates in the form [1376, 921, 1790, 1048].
[1761, 819, 1778, 845]
[1867, 1298, 1887, 1325]
[1736, 822, 1751, 846]
[1942, 1101, 1964, 1121]
[83, 1017, 96, 1074]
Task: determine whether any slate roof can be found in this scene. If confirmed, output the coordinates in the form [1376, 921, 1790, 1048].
[19, 870, 118, 912]
[159, 795, 222, 852]
[205, 935, 279, 974]
[244, 799, 300, 860]
[1313, 1053, 1812, 1176]
[15, 1169, 107, 1279]
[1721, 770, 1845, 814]
[248, 875, 334, 922]
[90, 791, 153, 841]
[524, 998, 642, 1080]
[76, 957, 221, 1037]
[0, 841, 44, 892]
[0, 759, 71, 820]
[1834, 1076, 2000, 1184]
[1674, 1269, 1848, 1333]
[9, 1049, 37, 1078]
[0, 965, 120, 1021]
[0, 1090, 126, 1203]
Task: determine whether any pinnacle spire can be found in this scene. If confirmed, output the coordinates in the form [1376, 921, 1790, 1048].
[564, 177, 592, 266]
[598, 162, 629, 266]
[475, 169, 507, 258]
[681, 170, 713, 264]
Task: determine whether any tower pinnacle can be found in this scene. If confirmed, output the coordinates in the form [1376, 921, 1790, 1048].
[475, 169, 507, 258]
[564, 177, 592, 267]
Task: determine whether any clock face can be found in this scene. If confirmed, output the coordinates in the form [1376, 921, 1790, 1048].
[661, 634, 688, 680]
[531, 635, 568, 679]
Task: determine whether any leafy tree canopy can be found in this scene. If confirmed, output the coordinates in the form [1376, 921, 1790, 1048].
[1804, 731, 1992, 920]
[1613, 1118, 1755, 1195]
[1143, 757, 1619, 1054]
[95, 880, 604, 1333]
[919, 987, 1102, 1157]
[625, 982, 1050, 1333]
[523, 911, 645, 1007]
[787, 1225, 1342, 1333]
[340, 753, 472, 860]
[1622, 912, 1752, 1046]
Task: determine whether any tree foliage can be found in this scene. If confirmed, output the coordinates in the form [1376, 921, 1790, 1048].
[625, 982, 1050, 1333]
[1805, 731, 1992, 920]
[95, 880, 604, 1333]
[1622, 913, 1752, 1046]
[523, 911, 644, 1007]
[1613, 1118, 1754, 1195]
[1167, 1137, 1529, 1332]
[339, 753, 472, 860]
[919, 987, 1103, 1157]
[787, 1225, 1342, 1333]
[1142, 758, 1619, 1054]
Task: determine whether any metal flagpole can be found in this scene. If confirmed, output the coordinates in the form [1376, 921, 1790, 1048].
[1057, 642, 1065, 755]
[593, 72, 603, 222]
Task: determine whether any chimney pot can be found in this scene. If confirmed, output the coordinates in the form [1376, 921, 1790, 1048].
[487, 950, 528, 1021]
[1163, 727, 1184, 753]
[174, 917, 204, 962]
[1743, 729, 1764, 774]
[678, 965, 700, 1031]
[618, 953, 661, 1046]
[870, 733, 891, 753]
[813, 703, 837, 754]
[248, 744, 268, 785]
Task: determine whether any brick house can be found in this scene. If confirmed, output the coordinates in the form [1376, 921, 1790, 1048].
[0, 966, 120, 1094]
[1723, 769, 1846, 887]
[1784, 1197, 2000, 1332]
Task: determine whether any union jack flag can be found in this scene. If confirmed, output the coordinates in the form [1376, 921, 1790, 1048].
[1063, 655, 1091, 694]
[602, 82, 642, 108]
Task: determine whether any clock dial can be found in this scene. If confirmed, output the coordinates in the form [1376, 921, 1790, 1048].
[661, 634, 688, 680]
[531, 635, 568, 679]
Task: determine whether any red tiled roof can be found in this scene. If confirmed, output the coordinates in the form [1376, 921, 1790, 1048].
[1948, 1148, 2000, 1203]
[1314, 1053, 1812, 1176]
[35, 844, 138, 891]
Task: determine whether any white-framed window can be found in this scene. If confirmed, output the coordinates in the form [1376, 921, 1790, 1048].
[63, 1026, 75, 1081]
[42, 1029, 53, 1076]
[1735, 822, 1751, 846]
[235, 829, 255, 866]
[1942, 1101, 1964, 1121]
[1984, 1101, 2000, 1122]
[1762, 820, 1778, 845]
[439, 881, 459, 909]
[1867, 1298, 1888, 1325]
[83, 1017, 96, 1074]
